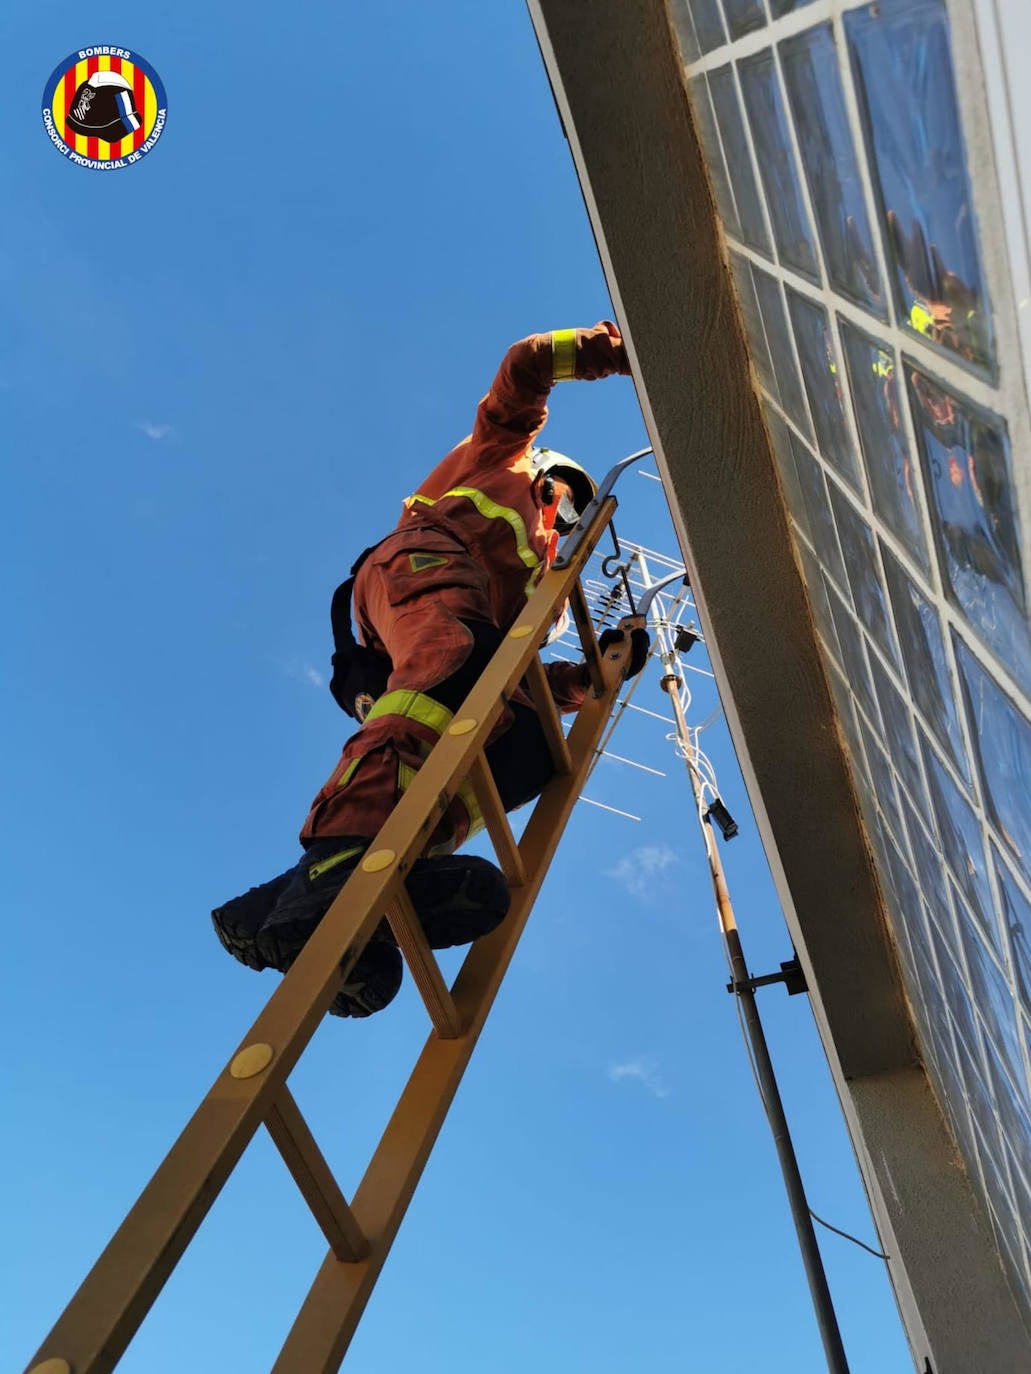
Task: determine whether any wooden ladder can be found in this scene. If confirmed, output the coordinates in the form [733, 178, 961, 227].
[26, 459, 645, 1374]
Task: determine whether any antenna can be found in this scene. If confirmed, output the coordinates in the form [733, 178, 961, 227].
[560, 506, 854, 1374]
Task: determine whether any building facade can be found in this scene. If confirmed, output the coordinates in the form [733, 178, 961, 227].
[529, 2, 1031, 1368]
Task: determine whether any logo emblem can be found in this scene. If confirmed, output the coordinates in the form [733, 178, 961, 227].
[354, 693, 376, 723]
[42, 47, 166, 169]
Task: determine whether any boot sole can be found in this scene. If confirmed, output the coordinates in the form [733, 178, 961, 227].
[329, 941, 404, 1018]
[212, 870, 295, 971]
[406, 857, 511, 949]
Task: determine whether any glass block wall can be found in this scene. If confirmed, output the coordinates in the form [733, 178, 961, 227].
[671, 0, 1031, 1322]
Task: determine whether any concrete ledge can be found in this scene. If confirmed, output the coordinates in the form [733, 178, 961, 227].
[846, 1067, 1031, 1371]
[529, 0, 910, 1076]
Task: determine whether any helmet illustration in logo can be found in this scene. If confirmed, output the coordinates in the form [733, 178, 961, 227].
[65, 72, 141, 142]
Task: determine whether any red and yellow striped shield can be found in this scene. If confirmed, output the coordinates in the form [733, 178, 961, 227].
[42, 48, 166, 167]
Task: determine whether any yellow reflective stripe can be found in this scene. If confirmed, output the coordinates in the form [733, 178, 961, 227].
[445, 486, 539, 572]
[525, 562, 546, 598]
[552, 328, 577, 382]
[457, 779, 484, 840]
[400, 485, 542, 577]
[308, 843, 366, 880]
[910, 301, 934, 337]
[333, 758, 362, 791]
[365, 688, 454, 738]
[395, 759, 482, 841]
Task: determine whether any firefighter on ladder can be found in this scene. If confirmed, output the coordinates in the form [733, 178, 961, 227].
[212, 323, 648, 1017]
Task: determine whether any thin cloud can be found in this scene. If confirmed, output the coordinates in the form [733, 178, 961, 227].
[603, 843, 679, 901]
[138, 421, 173, 440]
[607, 1056, 670, 1100]
[283, 659, 326, 689]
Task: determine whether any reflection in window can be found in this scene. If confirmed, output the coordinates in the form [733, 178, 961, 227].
[753, 267, 811, 440]
[926, 1020, 970, 1154]
[723, 0, 765, 40]
[868, 654, 922, 803]
[789, 435, 846, 590]
[956, 896, 1024, 1090]
[765, 406, 807, 534]
[731, 253, 777, 398]
[906, 804, 953, 923]
[738, 52, 819, 281]
[984, 1034, 1031, 1180]
[881, 545, 968, 776]
[996, 853, 1031, 1014]
[839, 323, 926, 569]
[826, 482, 897, 667]
[935, 929, 983, 1069]
[780, 25, 884, 315]
[906, 366, 1031, 692]
[861, 726, 905, 842]
[829, 586, 880, 729]
[770, 0, 817, 13]
[690, 78, 741, 241]
[968, 1107, 1020, 1262]
[876, 823, 929, 998]
[669, 1, 700, 63]
[922, 736, 993, 925]
[685, 0, 727, 54]
[798, 540, 841, 661]
[845, 0, 995, 374]
[708, 66, 771, 257]
[956, 637, 1031, 883]
[787, 290, 860, 489]
[924, 871, 963, 974]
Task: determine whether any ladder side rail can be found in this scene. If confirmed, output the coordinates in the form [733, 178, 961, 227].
[25, 495, 618, 1374]
[272, 639, 633, 1372]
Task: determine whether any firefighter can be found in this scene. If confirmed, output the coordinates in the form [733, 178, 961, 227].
[212, 322, 646, 1017]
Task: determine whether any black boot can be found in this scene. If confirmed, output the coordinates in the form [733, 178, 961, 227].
[256, 841, 512, 988]
[212, 854, 401, 1018]
[212, 870, 294, 970]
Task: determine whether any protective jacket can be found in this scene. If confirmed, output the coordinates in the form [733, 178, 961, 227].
[395, 321, 627, 624]
[300, 323, 630, 852]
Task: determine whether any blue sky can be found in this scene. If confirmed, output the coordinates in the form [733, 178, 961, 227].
[5, 4, 913, 1371]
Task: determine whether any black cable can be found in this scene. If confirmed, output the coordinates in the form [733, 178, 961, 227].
[722, 936, 891, 1267]
[809, 1208, 889, 1261]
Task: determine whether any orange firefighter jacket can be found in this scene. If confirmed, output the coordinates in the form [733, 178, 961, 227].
[396, 321, 630, 633]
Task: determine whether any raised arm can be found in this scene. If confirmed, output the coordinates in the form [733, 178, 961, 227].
[469, 321, 630, 464]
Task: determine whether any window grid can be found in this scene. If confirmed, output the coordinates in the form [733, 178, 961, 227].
[673, 0, 1031, 1316]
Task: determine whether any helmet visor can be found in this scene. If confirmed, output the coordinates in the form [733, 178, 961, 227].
[554, 490, 580, 534]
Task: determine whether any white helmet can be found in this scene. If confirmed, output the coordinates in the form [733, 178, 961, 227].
[530, 447, 597, 533]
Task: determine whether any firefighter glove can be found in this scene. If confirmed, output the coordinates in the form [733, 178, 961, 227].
[583, 626, 650, 682]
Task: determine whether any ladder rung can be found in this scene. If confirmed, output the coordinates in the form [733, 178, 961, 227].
[523, 655, 573, 774]
[468, 754, 526, 887]
[24, 492, 626, 1374]
[384, 879, 464, 1038]
[271, 670, 627, 1371]
[570, 581, 604, 691]
[265, 1086, 369, 1263]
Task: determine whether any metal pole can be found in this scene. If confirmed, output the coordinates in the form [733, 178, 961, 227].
[636, 564, 850, 1374]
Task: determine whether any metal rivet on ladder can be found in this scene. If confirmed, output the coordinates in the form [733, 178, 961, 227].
[362, 848, 396, 873]
[448, 718, 477, 736]
[509, 623, 533, 639]
[28, 1360, 73, 1374]
[229, 1043, 274, 1079]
